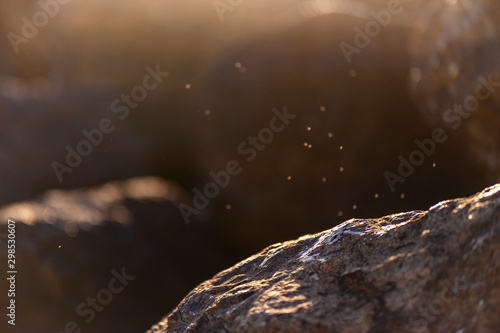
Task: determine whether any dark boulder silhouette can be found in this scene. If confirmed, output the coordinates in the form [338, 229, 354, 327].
[194, 8, 495, 261]
[0, 177, 227, 333]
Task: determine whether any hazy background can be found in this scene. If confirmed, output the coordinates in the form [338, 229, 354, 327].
[0, 0, 499, 332]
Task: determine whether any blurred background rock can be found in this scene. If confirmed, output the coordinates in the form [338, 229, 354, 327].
[0, 0, 498, 332]
[0, 177, 225, 333]
[409, 0, 500, 180]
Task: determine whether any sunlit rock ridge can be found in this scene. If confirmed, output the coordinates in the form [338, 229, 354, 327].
[149, 183, 500, 333]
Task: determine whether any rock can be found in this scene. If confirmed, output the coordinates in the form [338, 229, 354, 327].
[0, 71, 199, 206]
[1, 0, 343, 205]
[149, 183, 500, 333]
[1, 0, 497, 255]
[0, 177, 227, 333]
[194, 9, 491, 260]
[409, 0, 500, 179]
[0, 83, 161, 205]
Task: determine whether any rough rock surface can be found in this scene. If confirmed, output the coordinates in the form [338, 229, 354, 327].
[0, 177, 226, 333]
[149, 183, 500, 333]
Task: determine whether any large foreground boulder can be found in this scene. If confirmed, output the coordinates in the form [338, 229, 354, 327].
[149, 183, 500, 333]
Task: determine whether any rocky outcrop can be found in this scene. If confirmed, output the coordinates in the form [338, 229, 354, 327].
[0, 177, 227, 333]
[149, 183, 500, 333]
[1, 2, 499, 331]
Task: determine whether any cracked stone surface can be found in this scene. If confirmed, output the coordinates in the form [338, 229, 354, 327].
[149, 184, 500, 333]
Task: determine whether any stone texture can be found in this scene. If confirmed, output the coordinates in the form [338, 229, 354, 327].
[0, 2, 499, 331]
[0, 177, 226, 333]
[149, 183, 500, 333]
